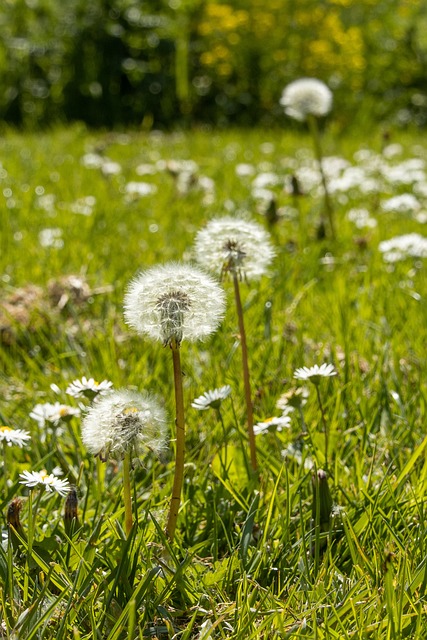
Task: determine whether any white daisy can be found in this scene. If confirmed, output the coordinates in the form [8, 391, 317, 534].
[29, 402, 80, 427]
[0, 426, 31, 447]
[19, 469, 71, 496]
[81, 389, 167, 461]
[193, 216, 275, 281]
[293, 364, 337, 384]
[66, 376, 113, 400]
[253, 415, 291, 436]
[124, 262, 226, 346]
[191, 385, 231, 410]
[280, 78, 333, 122]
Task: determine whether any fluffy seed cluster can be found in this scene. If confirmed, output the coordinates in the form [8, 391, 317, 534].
[280, 78, 333, 122]
[194, 216, 275, 281]
[124, 262, 226, 346]
[81, 389, 167, 461]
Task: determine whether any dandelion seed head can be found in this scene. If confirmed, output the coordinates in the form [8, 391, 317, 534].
[124, 262, 226, 345]
[280, 78, 333, 122]
[81, 389, 167, 461]
[194, 216, 275, 281]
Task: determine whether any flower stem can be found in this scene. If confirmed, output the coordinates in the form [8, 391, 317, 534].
[315, 385, 329, 474]
[232, 273, 257, 472]
[165, 340, 186, 541]
[307, 114, 335, 240]
[123, 452, 133, 536]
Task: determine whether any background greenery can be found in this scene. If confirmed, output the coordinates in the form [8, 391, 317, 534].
[1, 0, 427, 129]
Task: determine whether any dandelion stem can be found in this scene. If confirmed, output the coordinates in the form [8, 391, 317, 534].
[166, 339, 186, 540]
[307, 114, 335, 239]
[232, 272, 257, 472]
[315, 385, 329, 474]
[2, 441, 7, 495]
[123, 452, 133, 536]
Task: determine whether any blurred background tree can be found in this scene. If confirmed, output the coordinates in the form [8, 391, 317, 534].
[0, 0, 426, 129]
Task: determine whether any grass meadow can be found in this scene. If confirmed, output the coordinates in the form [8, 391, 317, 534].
[1, 124, 427, 639]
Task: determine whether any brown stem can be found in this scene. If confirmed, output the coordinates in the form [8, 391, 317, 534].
[232, 273, 257, 472]
[165, 340, 186, 540]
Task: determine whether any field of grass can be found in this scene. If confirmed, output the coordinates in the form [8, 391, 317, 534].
[1, 124, 427, 639]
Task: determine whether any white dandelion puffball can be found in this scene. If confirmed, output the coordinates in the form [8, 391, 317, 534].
[194, 216, 275, 281]
[81, 389, 167, 461]
[280, 78, 333, 122]
[124, 262, 226, 346]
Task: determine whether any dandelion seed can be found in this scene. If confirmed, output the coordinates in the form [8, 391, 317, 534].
[280, 78, 333, 122]
[124, 262, 225, 540]
[293, 363, 337, 385]
[81, 389, 167, 462]
[123, 262, 226, 346]
[0, 426, 31, 447]
[281, 79, 335, 238]
[66, 376, 113, 400]
[191, 385, 231, 411]
[194, 216, 275, 281]
[19, 469, 70, 496]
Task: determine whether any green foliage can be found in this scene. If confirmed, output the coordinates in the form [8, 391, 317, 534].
[1, 124, 427, 637]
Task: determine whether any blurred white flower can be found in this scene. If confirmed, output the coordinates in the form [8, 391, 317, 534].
[101, 161, 121, 176]
[294, 364, 337, 384]
[124, 181, 157, 197]
[379, 232, 427, 262]
[194, 216, 275, 281]
[381, 194, 420, 214]
[0, 426, 31, 447]
[253, 415, 291, 435]
[124, 262, 226, 346]
[81, 389, 167, 461]
[346, 208, 377, 229]
[276, 387, 309, 412]
[66, 376, 113, 400]
[19, 469, 70, 496]
[280, 78, 333, 122]
[39, 228, 63, 249]
[29, 402, 80, 427]
[191, 385, 231, 410]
